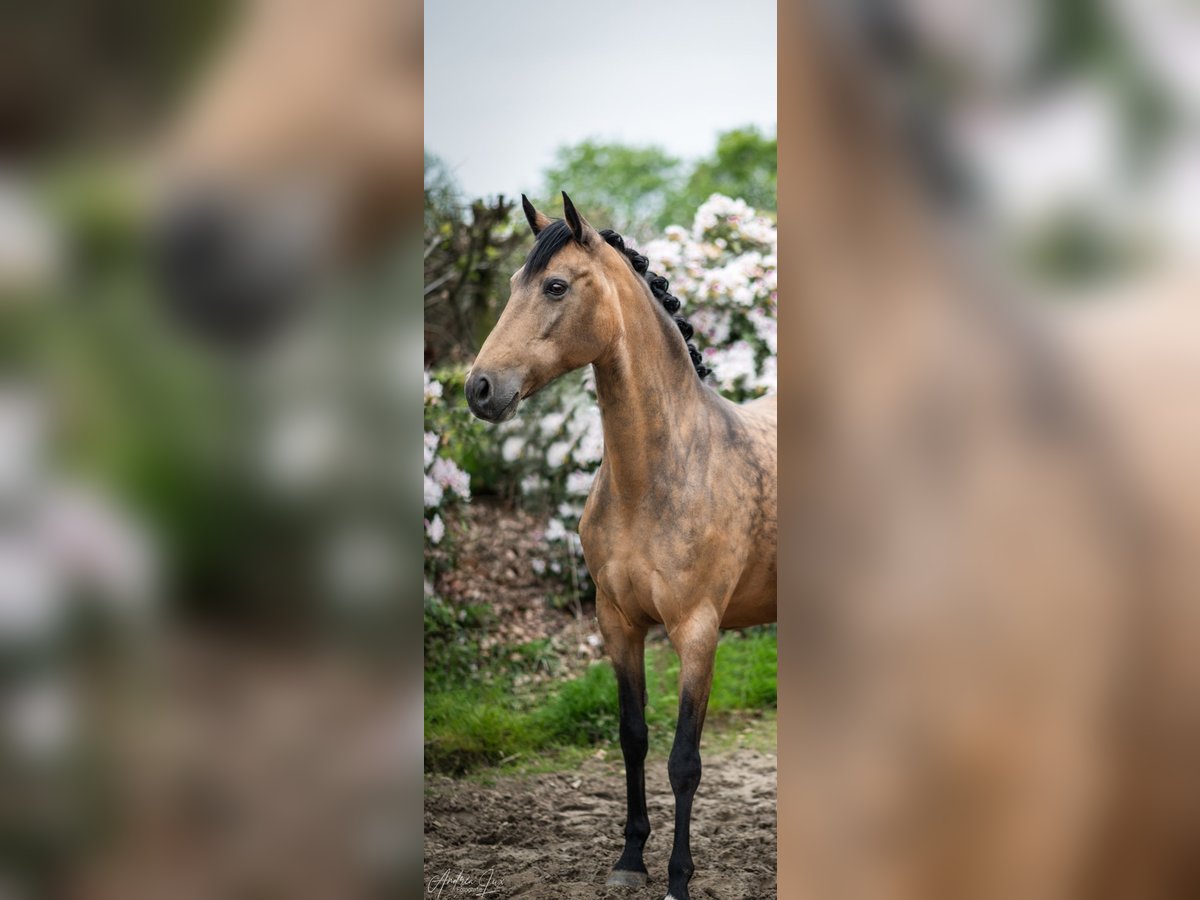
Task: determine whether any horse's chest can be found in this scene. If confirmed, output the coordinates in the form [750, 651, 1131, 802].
[580, 499, 671, 597]
[580, 509, 662, 578]
[580, 490, 741, 623]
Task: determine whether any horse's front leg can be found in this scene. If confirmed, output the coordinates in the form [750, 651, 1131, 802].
[665, 615, 719, 900]
[598, 597, 651, 888]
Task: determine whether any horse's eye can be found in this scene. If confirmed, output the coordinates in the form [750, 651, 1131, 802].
[544, 279, 569, 299]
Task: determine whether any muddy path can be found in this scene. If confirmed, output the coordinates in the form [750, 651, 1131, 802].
[424, 747, 776, 899]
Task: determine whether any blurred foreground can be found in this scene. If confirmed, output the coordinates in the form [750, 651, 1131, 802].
[3, 0, 423, 897]
[777, 2, 1200, 899]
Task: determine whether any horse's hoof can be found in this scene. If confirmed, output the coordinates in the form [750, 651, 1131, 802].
[606, 869, 648, 888]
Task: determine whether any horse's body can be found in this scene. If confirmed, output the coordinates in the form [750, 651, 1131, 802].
[582, 380, 777, 634]
[468, 196, 776, 900]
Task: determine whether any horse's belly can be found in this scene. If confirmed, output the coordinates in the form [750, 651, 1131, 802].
[722, 564, 777, 628]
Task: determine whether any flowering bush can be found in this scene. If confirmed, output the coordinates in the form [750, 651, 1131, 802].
[494, 371, 602, 586]
[424, 370, 471, 547]
[643, 194, 777, 400]
[424, 194, 777, 600]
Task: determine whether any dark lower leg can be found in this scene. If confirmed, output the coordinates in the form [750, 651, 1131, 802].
[667, 687, 706, 899]
[612, 666, 650, 876]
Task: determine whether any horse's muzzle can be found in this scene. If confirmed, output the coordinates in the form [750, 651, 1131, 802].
[465, 370, 521, 423]
[150, 190, 312, 349]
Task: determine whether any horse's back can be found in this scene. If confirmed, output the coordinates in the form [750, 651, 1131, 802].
[739, 392, 777, 430]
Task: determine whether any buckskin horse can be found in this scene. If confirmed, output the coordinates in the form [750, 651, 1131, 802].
[466, 193, 777, 900]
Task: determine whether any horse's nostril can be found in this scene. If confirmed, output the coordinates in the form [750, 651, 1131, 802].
[477, 375, 491, 401]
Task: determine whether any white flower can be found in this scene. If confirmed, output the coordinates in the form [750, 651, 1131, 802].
[747, 307, 778, 355]
[693, 194, 755, 237]
[739, 217, 777, 247]
[753, 355, 778, 394]
[690, 308, 732, 345]
[539, 411, 567, 437]
[0, 534, 61, 640]
[423, 432, 439, 469]
[426, 514, 445, 545]
[430, 457, 470, 500]
[43, 482, 156, 610]
[708, 340, 760, 391]
[530, 558, 546, 575]
[423, 474, 443, 508]
[644, 238, 683, 271]
[264, 407, 342, 489]
[545, 518, 568, 542]
[565, 470, 595, 496]
[423, 370, 443, 405]
[564, 406, 587, 440]
[501, 435, 524, 463]
[573, 409, 604, 464]
[546, 441, 571, 468]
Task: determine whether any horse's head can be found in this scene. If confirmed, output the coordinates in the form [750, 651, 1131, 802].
[466, 193, 627, 423]
[151, 0, 421, 346]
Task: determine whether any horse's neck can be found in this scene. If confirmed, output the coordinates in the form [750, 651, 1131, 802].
[592, 282, 707, 502]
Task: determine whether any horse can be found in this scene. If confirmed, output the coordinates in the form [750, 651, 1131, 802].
[465, 193, 777, 900]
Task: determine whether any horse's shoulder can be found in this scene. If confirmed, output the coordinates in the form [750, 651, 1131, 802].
[706, 393, 776, 472]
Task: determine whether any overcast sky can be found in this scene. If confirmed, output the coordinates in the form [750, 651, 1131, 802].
[425, 0, 776, 200]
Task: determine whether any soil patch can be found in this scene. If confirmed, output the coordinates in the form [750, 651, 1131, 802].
[424, 747, 776, 899]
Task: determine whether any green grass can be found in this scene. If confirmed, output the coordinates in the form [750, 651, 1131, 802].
[424, 626, 776, 774]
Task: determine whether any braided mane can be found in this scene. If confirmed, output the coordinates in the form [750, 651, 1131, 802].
[597, 229, 711, 381]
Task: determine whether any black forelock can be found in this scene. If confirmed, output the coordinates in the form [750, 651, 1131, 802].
[522, 219, 574, 280]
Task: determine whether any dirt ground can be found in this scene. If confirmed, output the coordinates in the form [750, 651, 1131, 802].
[424, 746, 777, 900]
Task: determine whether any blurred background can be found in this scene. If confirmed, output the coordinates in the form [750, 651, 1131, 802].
[2, 0, 423, 897]
[900, 0, 1199, 289]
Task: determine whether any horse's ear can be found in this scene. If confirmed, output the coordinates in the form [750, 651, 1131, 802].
[522, 194, 551, 236]
[561, 191, 596, 245]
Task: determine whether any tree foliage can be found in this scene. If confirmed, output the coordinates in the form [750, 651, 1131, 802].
[664, 127, 777, 227]
[535, 141, 684, 238]
[534, 127, 777, 237]
[424, 125, 777, 363]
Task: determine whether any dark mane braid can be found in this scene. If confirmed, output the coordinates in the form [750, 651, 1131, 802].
[598, 228, 711, 380]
